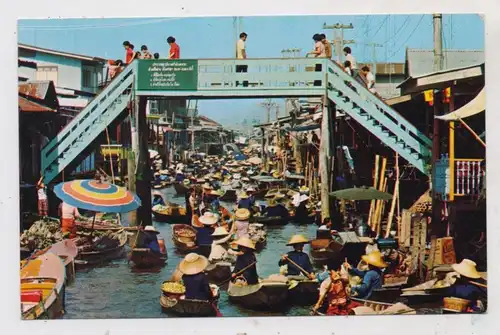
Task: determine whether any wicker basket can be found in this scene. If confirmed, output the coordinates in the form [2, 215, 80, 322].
[443, 297, 470, 312]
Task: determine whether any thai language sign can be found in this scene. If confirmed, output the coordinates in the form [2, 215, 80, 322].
[137, 60, 198, 90]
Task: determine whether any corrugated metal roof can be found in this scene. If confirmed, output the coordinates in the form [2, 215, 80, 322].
[18, 81, 53, 100]
[19, 97, 55, 113]
[19, 43, 106, 63]
[406, 49, 484, 77]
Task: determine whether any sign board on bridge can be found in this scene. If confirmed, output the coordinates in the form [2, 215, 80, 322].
[137, 60, 198, 91]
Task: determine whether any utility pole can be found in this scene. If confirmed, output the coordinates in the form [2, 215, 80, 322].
[275, 104, 280, 121]
[433, 14, 443, 72]
[323, 23, 354, 62]
[431, 13, 443, 237]
[260, 99, 277, 124]
[366, 43, 383, 81]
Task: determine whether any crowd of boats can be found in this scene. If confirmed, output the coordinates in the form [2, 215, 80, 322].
[19, 147, 487, 319]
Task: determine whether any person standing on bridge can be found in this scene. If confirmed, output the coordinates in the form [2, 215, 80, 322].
[236, 32, 248, 87]
[167, 36, 180, 59]
[321, 33, 332, 59]
[123, 41, 134, 64]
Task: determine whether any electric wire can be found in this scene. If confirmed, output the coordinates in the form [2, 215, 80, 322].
[387, 15, 425, 59]
[19, 18, 180, 31]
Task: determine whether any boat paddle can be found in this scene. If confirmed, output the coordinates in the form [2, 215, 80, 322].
[282, 255, 314, 279]
[216, 261, 257, 287]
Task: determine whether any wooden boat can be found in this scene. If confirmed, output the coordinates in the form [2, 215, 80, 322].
[20, 253, 66, 320]
[129, 237, 168, 268]
[310, 238, 343, 266]
[174, 182, 190, 195]
[206, 262, 232, 284]
[287, 276, 320, 306]
[253, 215, 288, 226]
[350, 298, 416, 315]
[220, 188, 237, 202]
[160, 282, 220, 317]
[74, 229, 128, 268]
[227, 280, 289, 310]
[153, 204, 189, 224]
[172, 224, 198, 253]
[33, 240, 78, 285]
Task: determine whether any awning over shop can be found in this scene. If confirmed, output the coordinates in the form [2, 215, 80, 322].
[435, 88, 485, 121]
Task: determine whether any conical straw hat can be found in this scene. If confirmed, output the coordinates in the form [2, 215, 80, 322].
[198, 212, 219, 225]
[212, 226, 230, 237]
[361, 251, 388, 268]
[235, 236, 256, 250]
[179, 253, 209, 275]
[452, 259, 481, 279]
[239, 191, 249, 199]
[234, 208, 250, 221]
[286, 234, 310, 246]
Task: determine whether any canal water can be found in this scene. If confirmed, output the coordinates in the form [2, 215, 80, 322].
[63, 186, 318, 318]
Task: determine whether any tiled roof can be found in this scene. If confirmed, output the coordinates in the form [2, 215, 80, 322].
[18, 81, 59, 109]
[406, 49, 484, 77]
[19, 43, 106, 63]
[19, 97, 55, 113]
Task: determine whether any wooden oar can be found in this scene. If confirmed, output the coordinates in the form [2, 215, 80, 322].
[283, 255, 312, 278]
[469, 281, 487, 288]
[216, 261, 257, 287]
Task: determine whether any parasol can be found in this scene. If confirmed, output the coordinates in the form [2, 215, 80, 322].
[329, 186, 393, 201]
[53, 179, 141, 213]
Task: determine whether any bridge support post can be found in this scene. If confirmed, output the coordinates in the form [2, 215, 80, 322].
[135, 96, 153, 227]
[320, 94, 333, 220]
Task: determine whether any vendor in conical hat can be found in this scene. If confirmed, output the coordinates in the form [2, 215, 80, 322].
[443, 259, 487, 312]
[343, 251, 387, 300]
[208, 227, 232, 263]
[175, 169, 185, 183]
[262, 196, 290, 219]
[140, 225, 162, 255]
[237, 191, 254, 214]
[195, 211, 219, 258]
[178, 253, 214, 301]
[152, 190, 166, 207]
[231, 208, 251, 240]
[279, 234, 314, 279]
[231, 237, 259, 285]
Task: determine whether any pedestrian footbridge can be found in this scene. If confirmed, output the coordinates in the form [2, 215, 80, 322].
[41, 58, 431, 184]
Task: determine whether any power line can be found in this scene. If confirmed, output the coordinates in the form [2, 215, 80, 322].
[368, 15, 390, 40]
[387, 15, 425, 59]
[381, 15, 411, 45]
[19, 18, 180, 31]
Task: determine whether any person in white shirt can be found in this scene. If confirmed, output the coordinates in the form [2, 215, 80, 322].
[36, 176, 48, 217]
[361, 65, 377, 94]
[60, 202, 81, 238]
[236, 32, 248, 87]
[343, 47, 357, 71]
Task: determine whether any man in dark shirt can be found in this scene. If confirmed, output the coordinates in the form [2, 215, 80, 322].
[279, 234, 314, 278]
[178, 253, 213, 301]
[232, 237, 259, 285]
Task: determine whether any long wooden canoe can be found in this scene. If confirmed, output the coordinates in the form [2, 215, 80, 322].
[129, 247, 167, 268]
[253, 215, 288, 226]
[287, 276, 320, 306]
[44, 240, 78, 285]
[173, 182, 190, 196]
[172, 224, 198, 253]
[74, 230, 128, 268]
[21, 253, 66, 320]
[310, 238, 343, 266]
[153, 205, 189, 224]
[227, 280, 288, 310]
[206, 262, 232, 284]
[219, 188, 237, 202]
[160, 284, 220, 317]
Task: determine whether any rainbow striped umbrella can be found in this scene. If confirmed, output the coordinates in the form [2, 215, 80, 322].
[53, 179, 141, 213]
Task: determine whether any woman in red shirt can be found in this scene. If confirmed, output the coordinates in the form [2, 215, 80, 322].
[123, 41, 134, 64]
[167, 36, 180, 59]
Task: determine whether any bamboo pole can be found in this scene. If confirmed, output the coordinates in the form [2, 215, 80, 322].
[376, 178, 388, 237]
[385, 153, 400, 238]
[368, 155, 380, 228]
[373, 157, 387, 234]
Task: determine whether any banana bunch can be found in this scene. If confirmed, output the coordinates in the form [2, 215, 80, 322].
[161, 281, 186, 294]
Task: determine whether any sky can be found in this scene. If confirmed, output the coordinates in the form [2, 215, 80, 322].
[18, 14, 484, 129]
